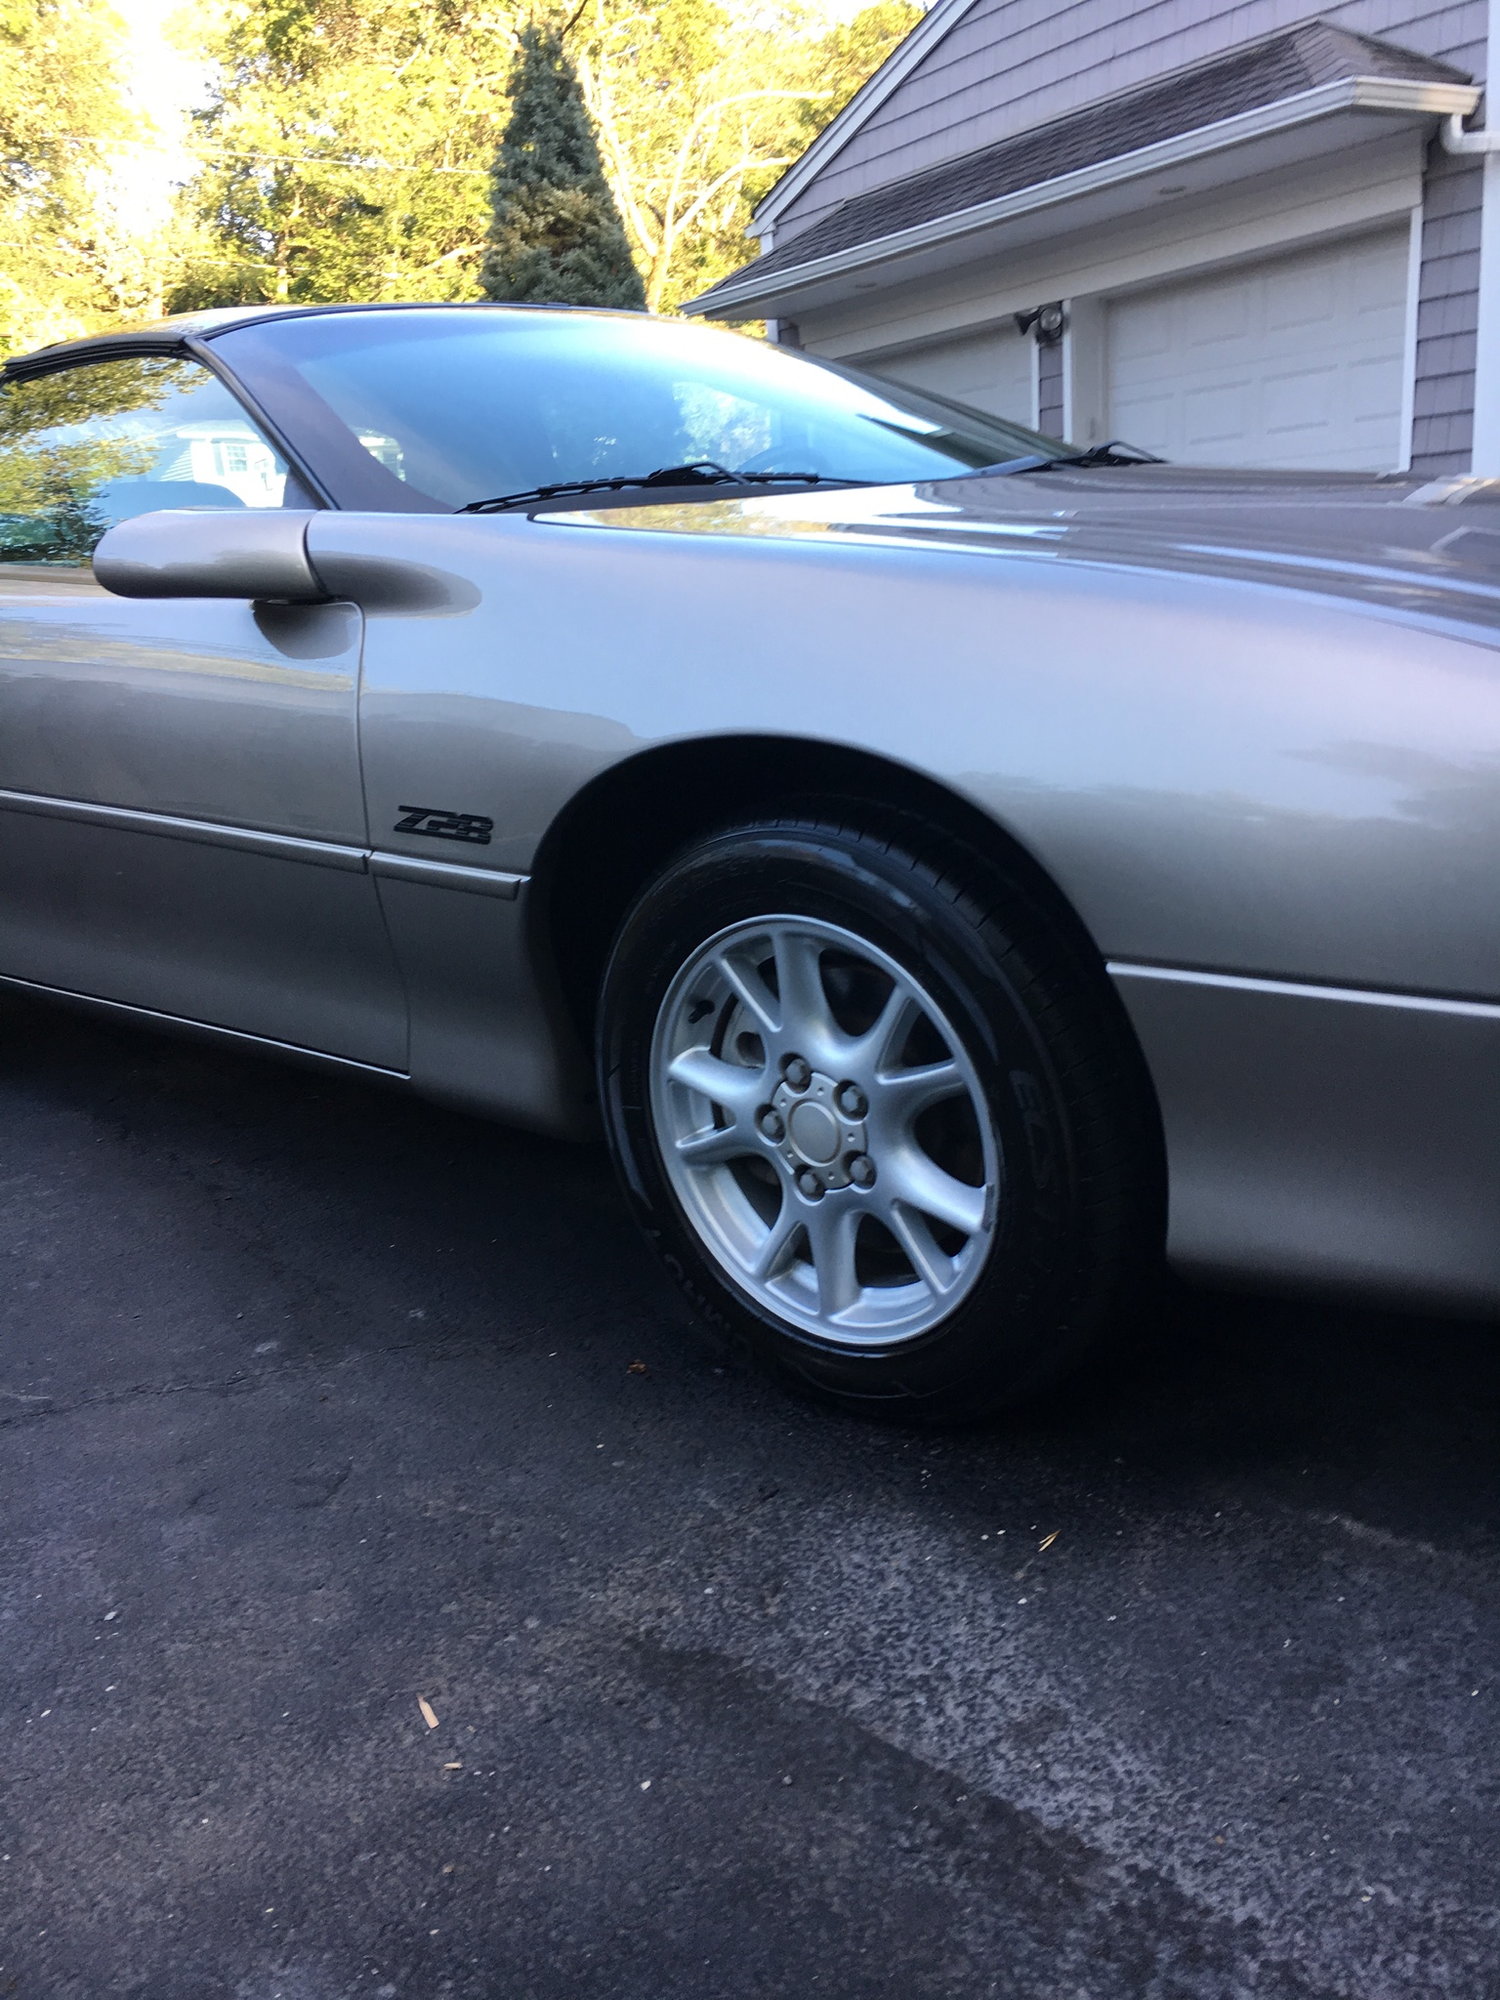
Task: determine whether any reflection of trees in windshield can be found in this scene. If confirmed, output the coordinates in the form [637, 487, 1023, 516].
[0, 359, 180, 562]
[3, 452, 122, 561]
[0, 359, 179, 441]
[0, 434, 157, 562]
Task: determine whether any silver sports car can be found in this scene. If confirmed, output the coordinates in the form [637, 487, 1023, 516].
[3, 302, 1497, 1417]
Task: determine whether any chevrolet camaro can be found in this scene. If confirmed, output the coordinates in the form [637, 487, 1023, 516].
[3, 301, 1497, 1418]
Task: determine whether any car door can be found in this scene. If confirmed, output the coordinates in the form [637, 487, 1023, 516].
[0, 351, 407, 1070]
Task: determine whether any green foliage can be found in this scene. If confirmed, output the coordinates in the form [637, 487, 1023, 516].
[0, 0, 136, 354]
[578, 0, 922, 312]
[0, 360, 174, 559]
[172, 0, 513, 311]
[480, 23, 644, 310]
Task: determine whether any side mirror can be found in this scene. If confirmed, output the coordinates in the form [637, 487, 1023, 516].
[93, 509, 327, 603]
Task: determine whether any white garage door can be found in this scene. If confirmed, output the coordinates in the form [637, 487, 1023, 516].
[1107, 230, 1409, 471]
[874, 324, 1034, 425]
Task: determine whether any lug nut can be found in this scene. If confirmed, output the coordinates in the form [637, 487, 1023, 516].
[847, 1153, 876, 1188]
[758, 1107, 785, 1141]
[782, 1054, 812, 1091]
[796, 1168, 824, 1200]
[835, 1081, 867, 1119]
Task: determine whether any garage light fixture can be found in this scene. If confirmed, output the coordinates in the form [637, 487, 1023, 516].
[1014, 302, 1066, 346]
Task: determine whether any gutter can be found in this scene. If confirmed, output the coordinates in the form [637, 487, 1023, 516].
[692, 74, 1479, 317]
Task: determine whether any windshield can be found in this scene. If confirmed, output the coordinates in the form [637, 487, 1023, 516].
[210, 307, 1070, 512]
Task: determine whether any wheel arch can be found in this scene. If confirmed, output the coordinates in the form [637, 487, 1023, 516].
[529, 733, 1141, 1068]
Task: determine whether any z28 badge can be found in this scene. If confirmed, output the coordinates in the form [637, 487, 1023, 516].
[393, 806, 494, 845]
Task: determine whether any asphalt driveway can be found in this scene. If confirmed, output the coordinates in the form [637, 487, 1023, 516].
[2, 990, 1497, 1999]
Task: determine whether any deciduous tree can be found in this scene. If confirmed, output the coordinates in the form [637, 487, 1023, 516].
[172, 0, 515, 310]
[0, 0, 136, 353]
[577, 0, 920, 313]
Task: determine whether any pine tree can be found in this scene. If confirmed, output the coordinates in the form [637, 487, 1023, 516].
[481, 23, 646, 310]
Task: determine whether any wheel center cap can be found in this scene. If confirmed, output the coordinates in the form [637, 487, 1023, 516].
[788, 1099, 840, 1166]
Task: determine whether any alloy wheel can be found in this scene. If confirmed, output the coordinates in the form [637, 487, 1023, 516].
[649, 915, 1000, 1347]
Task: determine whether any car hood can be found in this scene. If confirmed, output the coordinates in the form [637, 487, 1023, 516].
[571, 462, 1500, 637]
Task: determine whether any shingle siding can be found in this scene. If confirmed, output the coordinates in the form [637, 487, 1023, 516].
[1411, 144, 1482, 472]
[1414, 409, 1475, 454]
[1038, 337, 1064, 433]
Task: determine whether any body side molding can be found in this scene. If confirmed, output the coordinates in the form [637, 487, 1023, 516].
[0, 784, 367, 872]
[1107, 959, 1500, 1018]
[369, 852, 523, 898]
[0, 786, 528, 898]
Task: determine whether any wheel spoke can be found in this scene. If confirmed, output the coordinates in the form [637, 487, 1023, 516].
[675, 1121, 755, 1166]
[666, 1047, 765, 1119]
[874, 1058, 965, 1126]
[714, 949, 779, 1035]
[803, 1198, 861, 1320]
[772, 927, 837, 1052]
[747, 1199, 801, 1283]
[884, 1148, 987, 1237]
[850, 982, 920, 1073]
[882, 1200, 961, 1298]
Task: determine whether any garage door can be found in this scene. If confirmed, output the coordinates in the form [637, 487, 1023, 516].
[874, 325, 1034, 425]
[1107, 230, 1409, 471]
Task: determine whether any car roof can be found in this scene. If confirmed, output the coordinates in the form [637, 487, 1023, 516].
[0, 300, 639, 381]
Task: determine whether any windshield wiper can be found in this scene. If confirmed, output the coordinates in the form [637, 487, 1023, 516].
[967, 440, 1167, 477]
[459, 461, 848, 514]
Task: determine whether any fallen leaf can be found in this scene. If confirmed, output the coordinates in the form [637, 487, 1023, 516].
[1039, 1531, 1059, 1551]
[418, 1696, 439, 1730]
[628, 1360, 648, 1375]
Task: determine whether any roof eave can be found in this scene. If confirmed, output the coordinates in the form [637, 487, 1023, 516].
[692, 74, 1479, 319]
[749, 0, 981, 238]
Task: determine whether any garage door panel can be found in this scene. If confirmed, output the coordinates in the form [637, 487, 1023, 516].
[1350, 233, 1407, 304]
[1111, 299, 1173, 362]
[1183, 383, 1249, 449]
[1106, 229, 1408, 471]
[1263, 365, 1338, 438]
[1349, 352, 1399, 418]
[874, 325, 1033, 425]
[1182, 277, 1249, 349]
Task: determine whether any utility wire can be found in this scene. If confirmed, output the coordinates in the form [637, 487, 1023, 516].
[28, 134, 493, 173]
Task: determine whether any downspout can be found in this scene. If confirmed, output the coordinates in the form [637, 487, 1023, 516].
[1441, 112, 1500, 153]
[1444, 0, 1500, 471]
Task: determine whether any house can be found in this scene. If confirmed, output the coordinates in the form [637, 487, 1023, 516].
[688, 5, 1499, 477]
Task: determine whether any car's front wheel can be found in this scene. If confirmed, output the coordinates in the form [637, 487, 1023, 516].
[598, 809, 1156, 1420]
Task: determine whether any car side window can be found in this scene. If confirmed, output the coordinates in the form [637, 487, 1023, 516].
[0, 354, 299, 565]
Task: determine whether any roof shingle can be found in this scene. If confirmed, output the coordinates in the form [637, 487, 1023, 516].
[692, 20, 1469, 311]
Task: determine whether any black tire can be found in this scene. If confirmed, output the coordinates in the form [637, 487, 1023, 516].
[597, 806, 1161, 1421]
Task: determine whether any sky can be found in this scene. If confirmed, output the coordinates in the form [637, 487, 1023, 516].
[108, 0, 211, 221]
